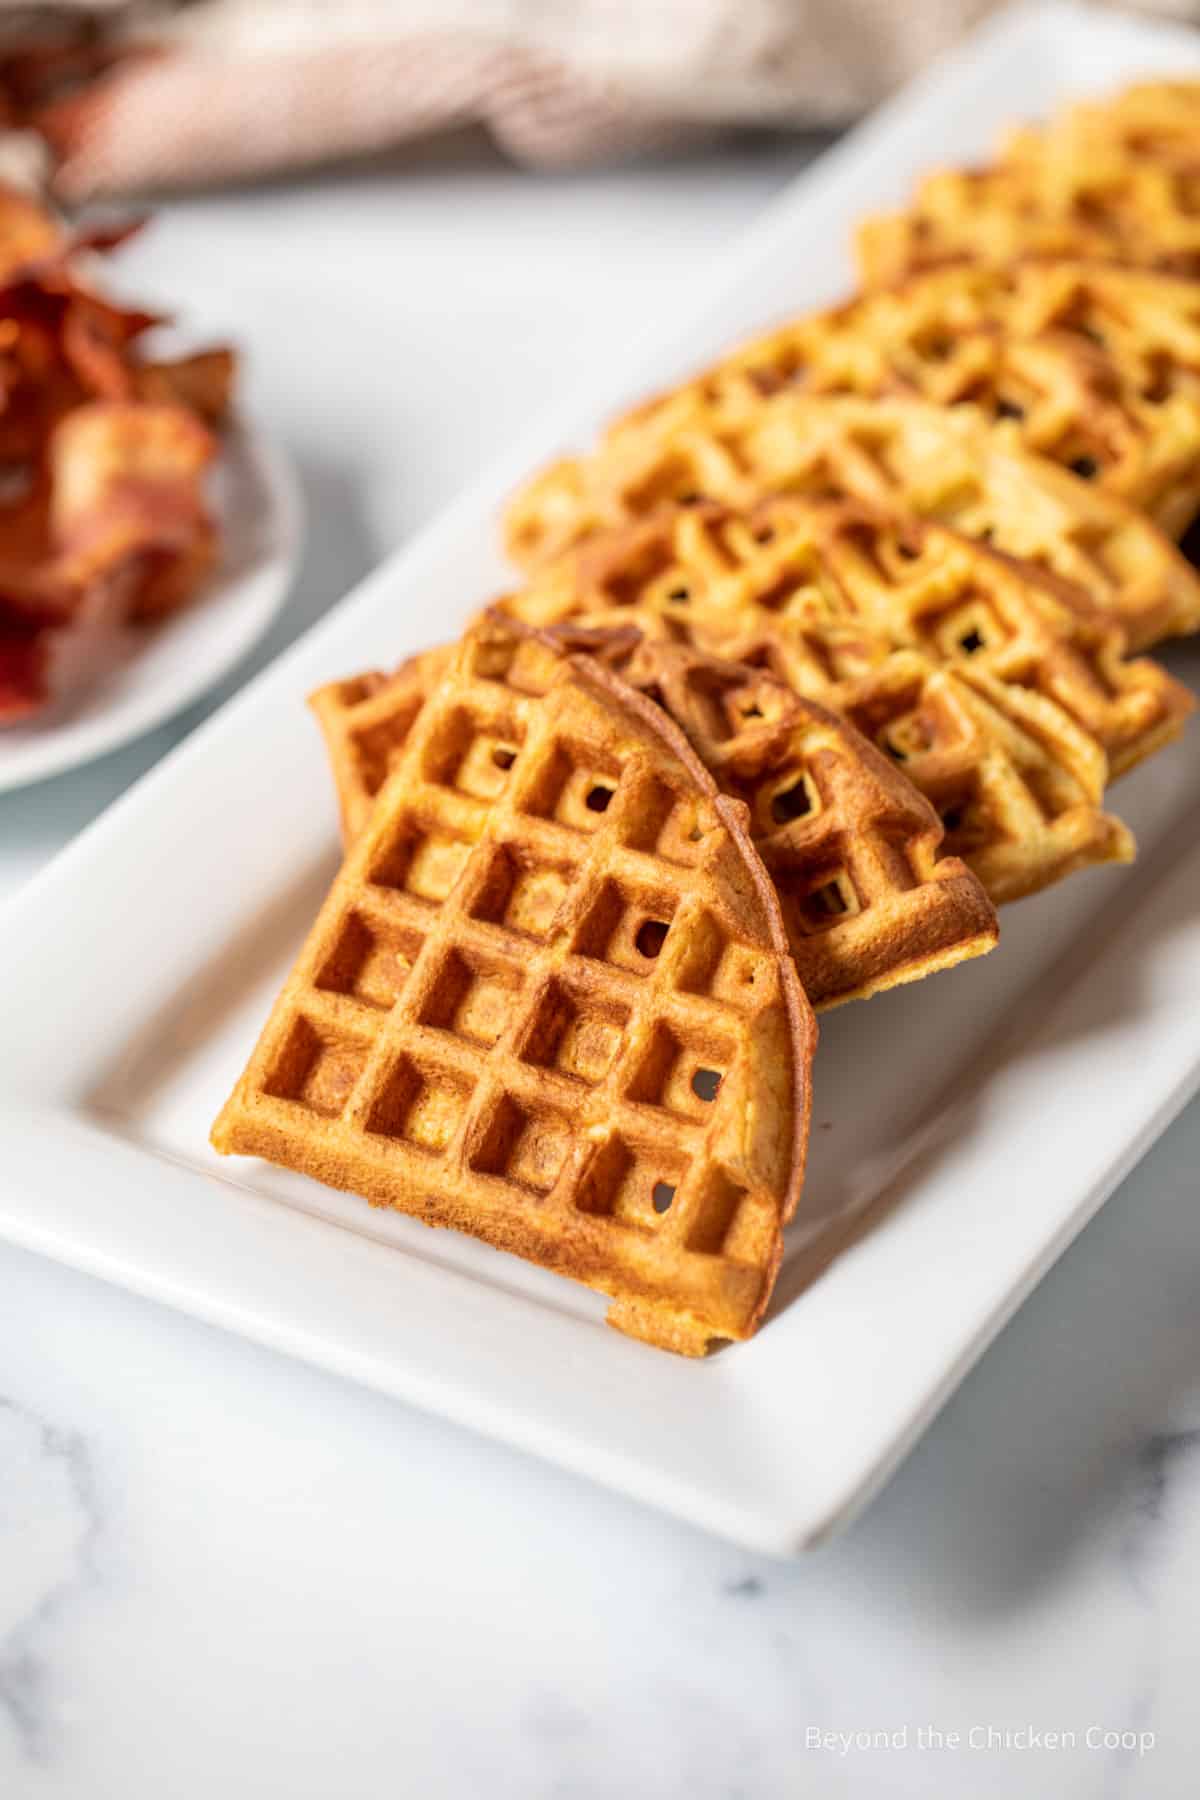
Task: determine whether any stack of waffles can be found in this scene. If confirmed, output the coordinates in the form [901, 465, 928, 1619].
[214, 77, 1200, 1354]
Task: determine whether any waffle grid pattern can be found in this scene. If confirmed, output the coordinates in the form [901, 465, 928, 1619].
[310, 649, 450, 841]
[843, 262, 1200, 535]
[742, 400, 1200, 650]
[507, 395, 1200, 652]
[313, 630, 999, 1008]
[620, 640, 997, 1004]
[856, 161, 1200, 287]
[803, 502, 1193, 777]
[218, 624, 810, 1353]
[508, 502, 1137, 902]
[857, 84, 1200, 286]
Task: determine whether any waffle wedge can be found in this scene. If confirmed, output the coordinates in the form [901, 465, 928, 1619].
[215, 615, 815, 1355]
[507, 394, 1200, 652]
[314, 627, 999, 1010]
[311, 646, 453, 841]
[514, 493, 1192, 783]
[801, 502, 1194, 780]
[613, 638, 998, 1006]
[844, 261, 1200, 538]
[505, 501, 1142, 904]
[857, 83, 1200, 286]
[857, 162, 1115, 289]
[1020, 81, 1200, 174]
[506, 262, 1200, 560]
[310, 630, 644, 843]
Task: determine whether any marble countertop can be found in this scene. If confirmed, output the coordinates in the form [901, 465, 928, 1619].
[2, 137, 1199, 1800]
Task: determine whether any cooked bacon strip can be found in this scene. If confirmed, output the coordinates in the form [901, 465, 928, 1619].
[0, 611, 47, 720]
[48, 400, 217, 620]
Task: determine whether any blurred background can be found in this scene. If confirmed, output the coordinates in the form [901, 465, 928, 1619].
[0, 0, 1190, 205]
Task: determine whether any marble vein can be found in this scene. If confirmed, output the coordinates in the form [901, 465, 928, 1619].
[0, 1398, 101, 1762]
[1099, 1427, 1200, 1800]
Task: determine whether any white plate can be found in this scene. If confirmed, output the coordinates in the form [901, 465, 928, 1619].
[2, 0, 1200, 1555]
[0, 420, 301, 792]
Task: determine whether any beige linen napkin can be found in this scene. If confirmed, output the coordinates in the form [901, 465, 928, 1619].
[0, 0, 1189, 198]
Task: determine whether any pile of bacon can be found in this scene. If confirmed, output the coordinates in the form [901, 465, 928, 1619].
[0, 184, 235, 724]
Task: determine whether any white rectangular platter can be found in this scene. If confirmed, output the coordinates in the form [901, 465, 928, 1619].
[4, 0, 1200, 1555]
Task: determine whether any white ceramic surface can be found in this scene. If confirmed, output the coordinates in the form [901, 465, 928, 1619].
[2, 1, 1200, 1565]
[0, 421, 301, 792]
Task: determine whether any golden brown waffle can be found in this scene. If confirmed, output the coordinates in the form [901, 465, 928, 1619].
[310, 631, 644, 843]
[313, 627, 999, 1010]
[842, 262, 1200, 537]
[506, 262, 1200, 556]
[1045, 81, 1200, 167]
[803, 503, 1194, 780]
[214, 615, 816, 1356]
[507, 393, 1200, 652]
[614, 638, 998, 1006]
[742, 399, 1200, 653]
[505, 501, 1141, 904]
[311, 646, 452, 841]
[857, 83, 1200, 286]
[856, 164, 1111, 288]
